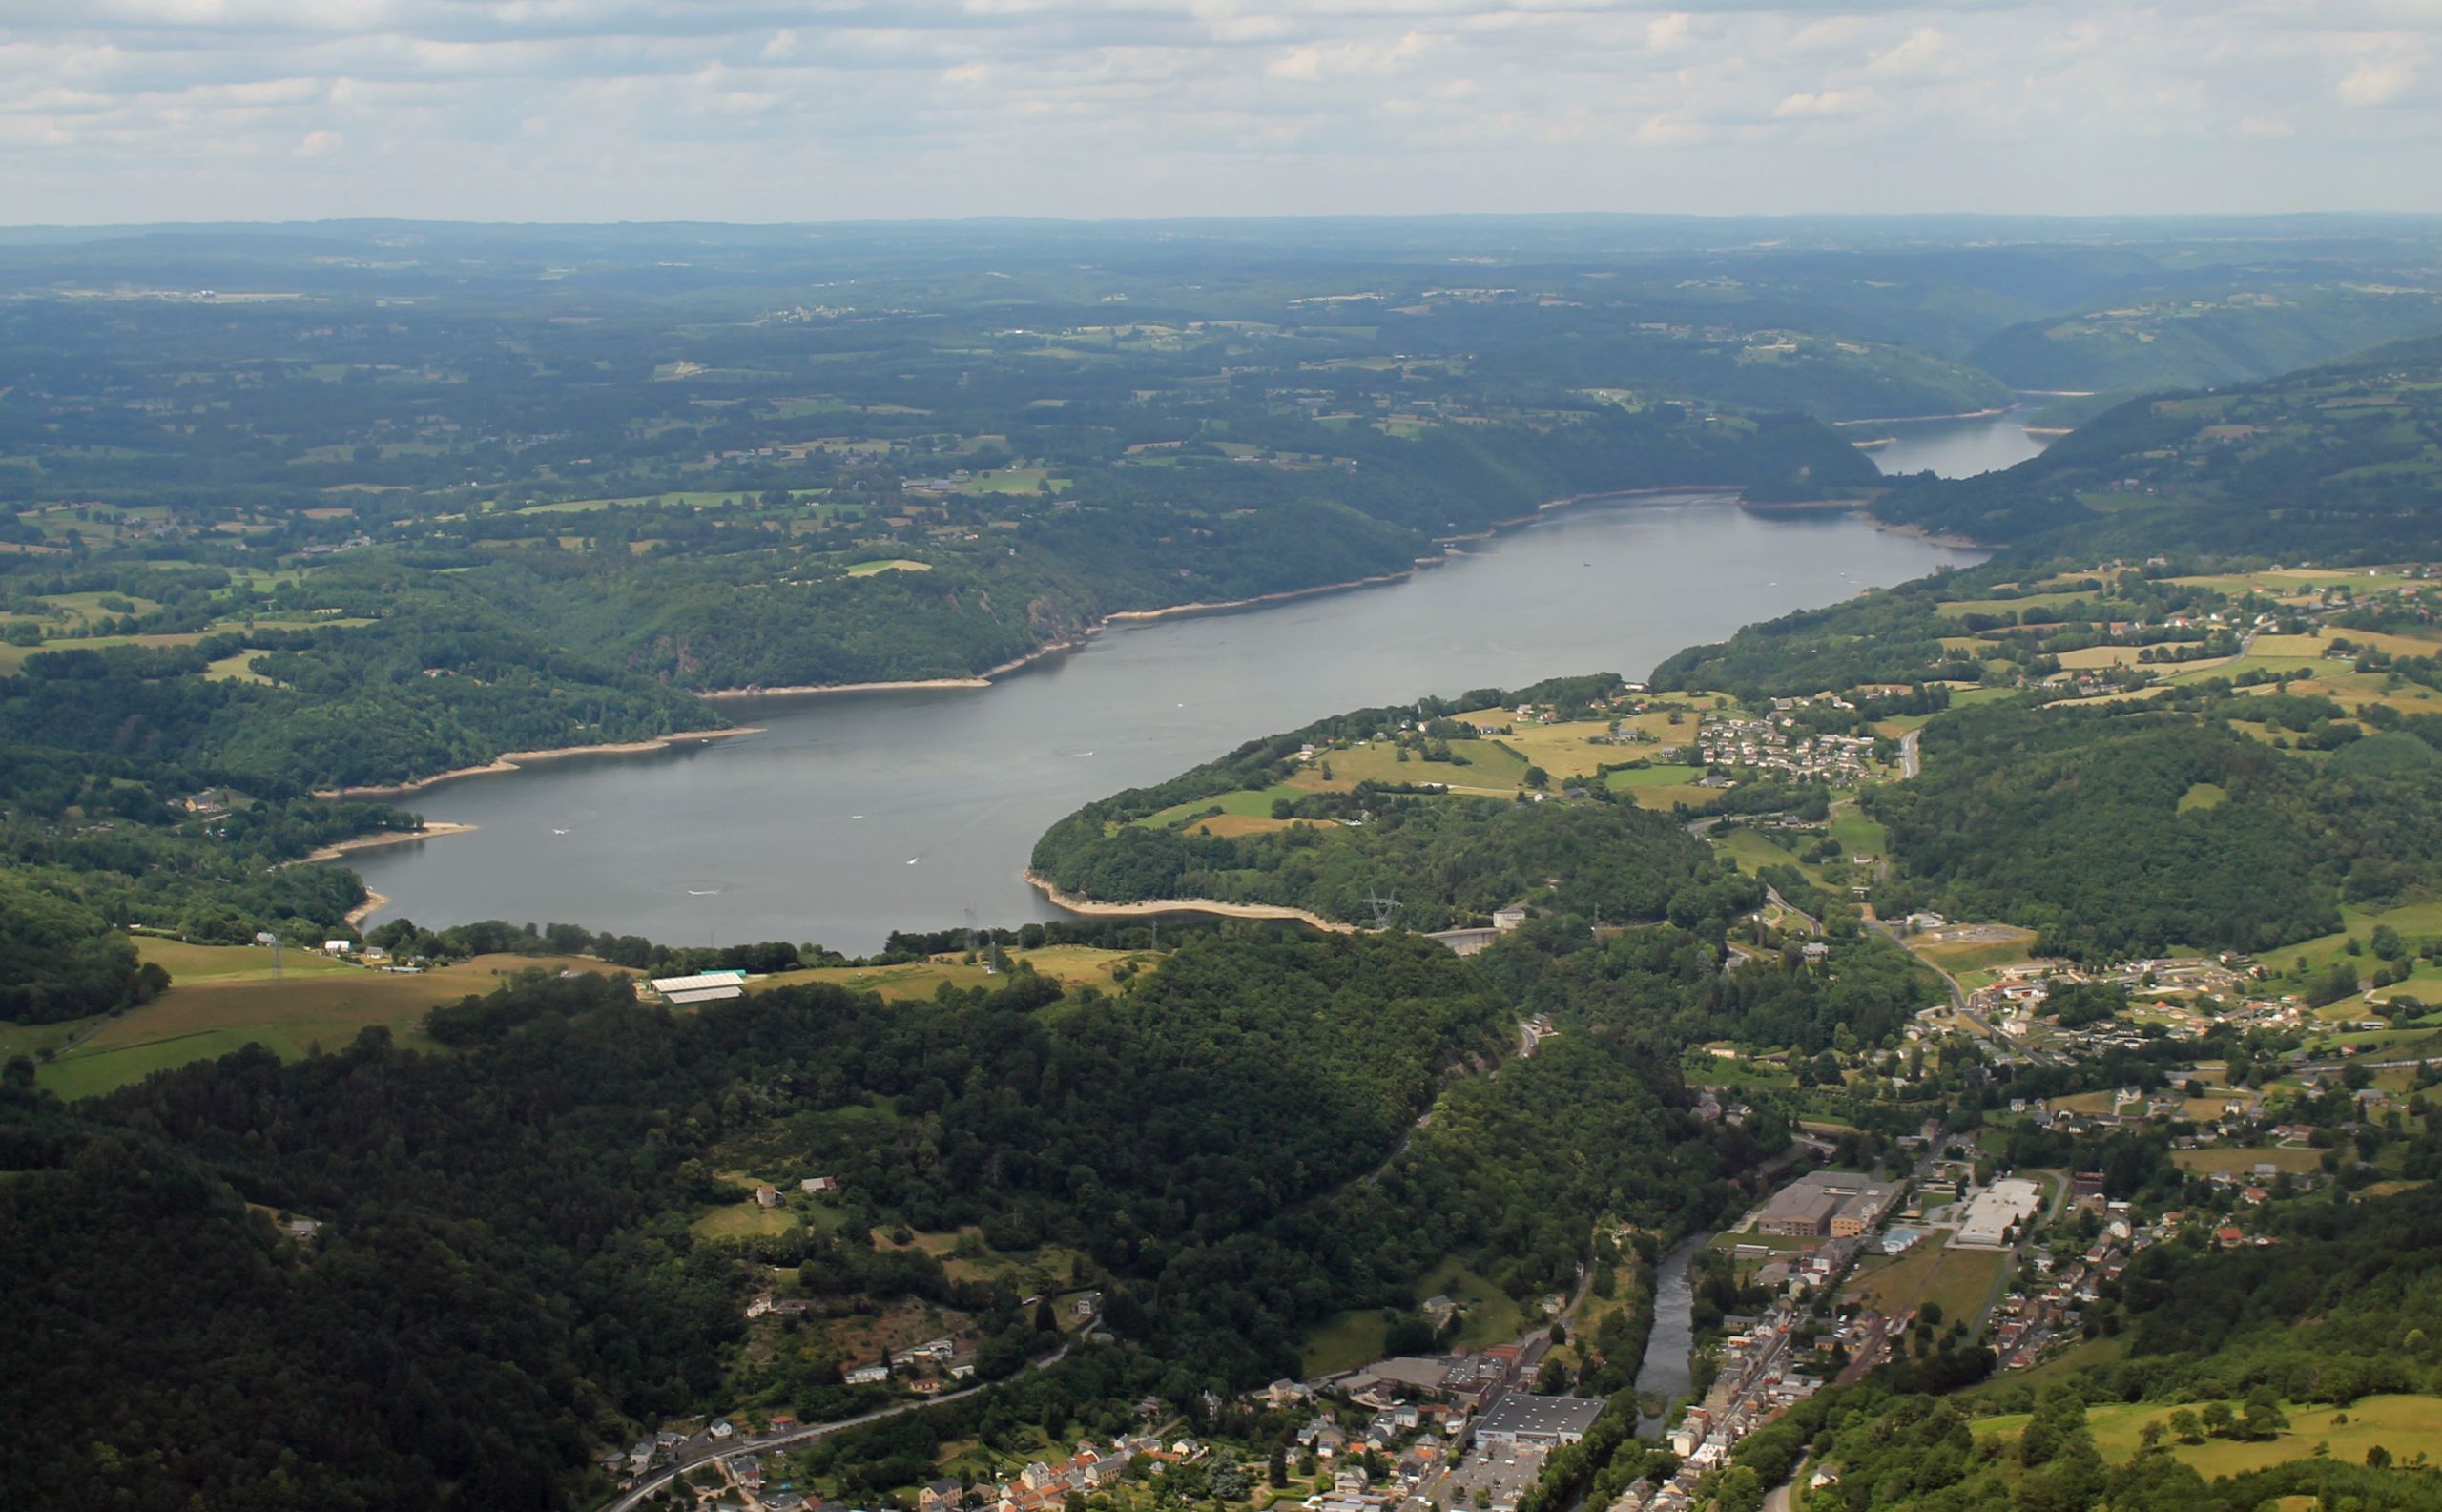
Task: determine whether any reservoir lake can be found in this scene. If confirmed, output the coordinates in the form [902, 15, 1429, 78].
[1859, 395, 2062, 479]
[355, 495, 1982, 951]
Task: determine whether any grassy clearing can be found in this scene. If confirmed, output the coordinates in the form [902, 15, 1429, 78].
[691, 1203, 803, 1241]
[203, 651, 270, 683]
[0, 1016, 103, 1062]
[1844, 1243, 2009, 1331]
[1830, 811, 1889, 857]
[1713, 828, 1807, 876]
[2171, 1146, 2324, 1175]
[752, 946, 1149, 1002]
[39, 950, 607, 1099]
[846, 558, 933, 576]
[135, 936, 360, 982]
[1913, 930, 2040, 977]
[1176, 814, 1312, 838]
[1135, 784, 1306, 829]
[1602, 767, 1719, 816]
[1966, 1334, 2128, 1400]
[1298, 1257, 1525, 1375]
[1477, 719, 1645, 783]
[1301, 737, 1530, 794]
[1974, 1395, 2442, 1479]
[2178, 781, 2229, 813]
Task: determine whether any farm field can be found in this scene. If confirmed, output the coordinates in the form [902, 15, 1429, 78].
[1843, 1242, 2010, 1332]
[1910, 927, 2040, 978]
[751, 946, 1150, 1002]
[2170, 1146, 2324, 1175]
[1605, 764, 1713, 810]
[0, 1014, 102, 1063]
[37, 946, 607, 1100]
[1972, 1395, 2442, 1479]
[1134, 783, 1308, 829]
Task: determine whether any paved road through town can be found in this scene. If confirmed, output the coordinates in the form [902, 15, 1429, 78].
[599, 1324, 1089, 1512]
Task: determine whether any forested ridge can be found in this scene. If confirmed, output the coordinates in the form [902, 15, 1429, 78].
[1871, 332, 2442, 558]
[0, 924, 1769, 1509]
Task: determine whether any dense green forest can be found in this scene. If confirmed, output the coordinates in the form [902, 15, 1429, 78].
[1866, 704, 2345, 960]
[0, 917, 1785, 1509]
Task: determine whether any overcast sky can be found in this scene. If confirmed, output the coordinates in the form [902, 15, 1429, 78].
[1, 0, 2435, 223]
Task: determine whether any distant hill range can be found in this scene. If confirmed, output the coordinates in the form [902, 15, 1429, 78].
[1875, 330, 2442, 561]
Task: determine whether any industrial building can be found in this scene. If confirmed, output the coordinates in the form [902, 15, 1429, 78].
[1951, 1177, 2044, 1248]
[1754, 1170, 1898, 1239]
[1472, 1394, 1606, 1446]
[650, 969, 748, 1004]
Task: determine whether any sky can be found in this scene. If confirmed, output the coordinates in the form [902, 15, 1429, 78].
[0, 0, 2436, 223]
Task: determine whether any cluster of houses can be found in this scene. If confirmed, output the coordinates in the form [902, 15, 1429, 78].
[843, 1335, 971, 1389]
[920, 1435, 1202, 1512]
[1992, 1203, 2135, 1371]
[1687, 712, 1877, 788]
[1624, 1301, 1829, 1511]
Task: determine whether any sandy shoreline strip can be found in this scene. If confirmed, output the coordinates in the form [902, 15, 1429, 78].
[1024, 870, 1358, 933]
[1830, 405, 2011, 426]
[315, 728, 760, 799]
[696, 640, 1087, 700]
[346, 889, 390, 930]
[295, 820, 479, 864]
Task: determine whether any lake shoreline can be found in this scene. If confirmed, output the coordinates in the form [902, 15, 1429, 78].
[693, 487, 1742, 701]
[1024, 870, 1359, 933]
[1874, 518, 1993, 550]
[346, 889, 390, 930]
[1831, 405, 2011, 426]
[316, 728, 760, 799]
[696, 639, 1093, 699]
[295, 820, 480, 864]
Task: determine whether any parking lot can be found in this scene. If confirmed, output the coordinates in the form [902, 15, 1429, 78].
[1434, 1443, 1547, 1511]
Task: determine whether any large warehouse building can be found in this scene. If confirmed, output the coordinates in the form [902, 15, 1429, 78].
[1472, 1394, 1607, 1446]
[1951, 1177, 2044, 1248]
[1755, 1170, 1898, 1239]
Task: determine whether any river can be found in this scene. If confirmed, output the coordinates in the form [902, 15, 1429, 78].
[350, 495, 1980, 951]
[1635, 1232, 1710, 1435]
[1854, 394, 2065, 479]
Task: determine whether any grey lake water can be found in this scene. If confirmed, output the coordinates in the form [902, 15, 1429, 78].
[1858, 395, 2063, 479]
[351, 495, 1980, 951]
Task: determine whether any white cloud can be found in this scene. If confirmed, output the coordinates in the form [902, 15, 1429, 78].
[1771, 87, 1883, 118]
[2339, 55, 2415, 104]
[0, 0, 2432, 218]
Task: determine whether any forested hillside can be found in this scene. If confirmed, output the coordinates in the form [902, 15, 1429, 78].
[1029, 677, 1749, 929]
[1873, 333, 2442, 557]
[1867, 704, 2354, 960]
[1968, 284, 2442, 394]
[0, 922, 1772, 1510]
